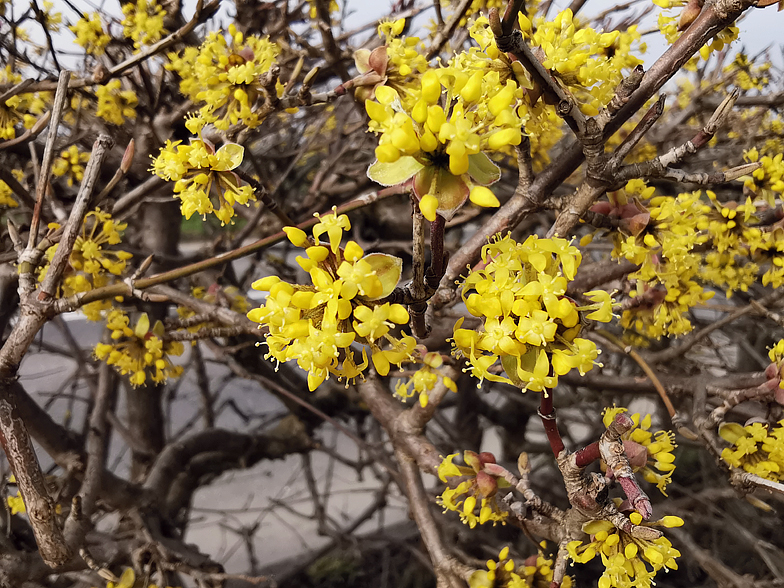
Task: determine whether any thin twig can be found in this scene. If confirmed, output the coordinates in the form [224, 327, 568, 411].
[28, 70, 70, 251]
[39, 135, 113, 300]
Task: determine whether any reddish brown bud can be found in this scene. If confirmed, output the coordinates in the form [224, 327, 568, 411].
[765, 363, 779, 380]
[623, 440, 649, 469]
[120, 139, 135, 174]
[478, 452, 496, 465]
[590, 201, 614, 215]
[238, 47, 255, 62]
[475, 471, 498, 498]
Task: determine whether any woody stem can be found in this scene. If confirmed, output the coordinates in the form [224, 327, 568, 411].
[539, 390, 564, 457]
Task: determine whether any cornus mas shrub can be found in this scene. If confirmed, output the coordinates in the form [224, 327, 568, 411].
[0, 0, 783, 587]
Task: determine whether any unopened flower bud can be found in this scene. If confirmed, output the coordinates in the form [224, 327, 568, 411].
[475, 471, 498, 498]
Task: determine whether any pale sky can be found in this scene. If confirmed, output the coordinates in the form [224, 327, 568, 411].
[5, 0, 782, 81]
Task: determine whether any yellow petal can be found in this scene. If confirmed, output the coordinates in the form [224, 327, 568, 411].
[469, 186, 500, 208]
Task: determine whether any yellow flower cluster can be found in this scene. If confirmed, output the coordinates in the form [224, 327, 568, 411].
[719, 420, 784, 481]
[306, 0, 338, 19]
[40, 209, 133, 321]
[726, 53, 771, 91]
[567, 512, 683, 588]
[95, 80, 138, 126]
[69, 12, 110, 55]
[756, 114, 784, 159]
[394, 351, 457, 407]
[35, 1, 62, 32]
[95, 311, 185, 387]
[0, 173, 21, 208]
[743, 147, 784, 205]
[699, 190, 768, 295]
[600, 184, 714, 338]
[53, 145, 90, 187]
[452, 234, 614, 391]
[365, 71, 518, 220]
[7, 492, 25, 515]
[150, 116, 256, 224]
[247, 210, 415, 390]
[654, 0, 738, 60]
[439, 0, 509, 28]
[768, 340, 784, 391]
[525, 10, 643, 115]
[437, 451, 509, 528]
[470, 546, 574, 588]
[602, 407, 677, 495]
[351, 19, 428, 102]
[167, 25, 280, 131]
[0, 65, 48, 140]
[462, 16, 565, 172]
[521, 550, 574, 588]
[121, 0, 167, 49]
[459, 11, 644, 115]
[599, 177, 784, 338]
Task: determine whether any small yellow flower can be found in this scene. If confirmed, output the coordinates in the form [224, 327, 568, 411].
[94, 311, 184, 387]
[395, 351, 457, 407]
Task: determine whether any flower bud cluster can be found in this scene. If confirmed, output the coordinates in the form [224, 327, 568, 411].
[52, 145, 90, 187]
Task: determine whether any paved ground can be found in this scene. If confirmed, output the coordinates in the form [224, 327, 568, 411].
[14, 315, 410, 581]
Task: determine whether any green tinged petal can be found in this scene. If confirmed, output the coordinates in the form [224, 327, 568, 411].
[467, 152, 501, 186]
[214, 143, 245, 171]
[367, 156, 424, 186]
[360, 253, 403, 299]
